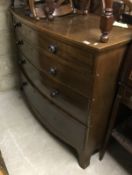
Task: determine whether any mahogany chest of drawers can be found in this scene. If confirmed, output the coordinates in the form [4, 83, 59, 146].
[11, 9, 132, 168]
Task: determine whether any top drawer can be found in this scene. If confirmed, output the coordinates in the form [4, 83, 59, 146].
[13, 17, 94, 67]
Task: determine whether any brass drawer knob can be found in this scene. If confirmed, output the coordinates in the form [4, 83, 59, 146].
[16, 40, 23, 46]
[48, 45, 57, 54]
[14, 22, 22, 28]
[50, 89, 59, 97]
[48, 67, 57, 76]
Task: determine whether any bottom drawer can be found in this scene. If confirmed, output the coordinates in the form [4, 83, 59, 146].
[21, 73, 86, 152]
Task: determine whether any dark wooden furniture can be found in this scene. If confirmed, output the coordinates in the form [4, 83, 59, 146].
[11, 8, 132, 168]
[100, 43, 132, 159]
[11, 0, 114, 43]
[112, 0, 132, 24]
[27, 0, 73, 20]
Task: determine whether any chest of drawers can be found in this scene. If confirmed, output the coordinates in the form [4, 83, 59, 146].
[11, 9, 132, 168]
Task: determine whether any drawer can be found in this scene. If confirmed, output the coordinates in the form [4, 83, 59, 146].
[17, 41, 92, 96]
[21, 73, 86, 152]
[14, 17, 94, 67]
[19, 55, 89, 125]
[122, 86, 132, 109]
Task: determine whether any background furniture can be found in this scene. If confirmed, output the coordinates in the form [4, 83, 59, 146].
[100, 42, 132, 159]
[11, 8, 132, 168]
[112, 0, 132, 24]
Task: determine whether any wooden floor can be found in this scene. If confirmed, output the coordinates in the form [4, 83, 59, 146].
[0, 152, 9, 175]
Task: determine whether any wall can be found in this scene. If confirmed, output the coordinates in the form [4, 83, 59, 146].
[0, 1, 19, 91]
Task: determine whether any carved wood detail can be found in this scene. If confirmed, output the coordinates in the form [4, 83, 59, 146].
[100, 0, 114, 43]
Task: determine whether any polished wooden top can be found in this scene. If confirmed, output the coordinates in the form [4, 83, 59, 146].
[11, 9, 132, 52]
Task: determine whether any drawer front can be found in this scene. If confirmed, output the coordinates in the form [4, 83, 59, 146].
[16, 37, 92, 97]
[122, 86, 132, 109]
[13, 17, 94, 67]
[19, 54, 89, 125]
[21, 73, 86, 152]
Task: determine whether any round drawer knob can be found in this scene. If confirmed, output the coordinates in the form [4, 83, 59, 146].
[48, 45, 57, 54]
[18, 59, 26, 65]
[14, 22, 22, 28]
[16, 40, 23, 46]
[50, 89, 59, 97]
[48, 67, 57, 76]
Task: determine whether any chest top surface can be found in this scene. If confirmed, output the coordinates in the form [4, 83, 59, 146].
[11, 9, 132, 52]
